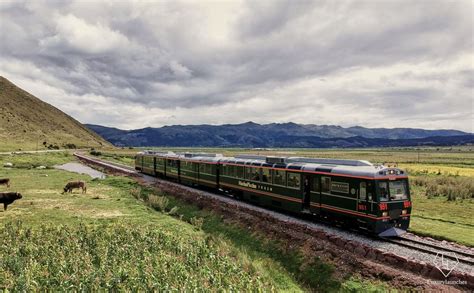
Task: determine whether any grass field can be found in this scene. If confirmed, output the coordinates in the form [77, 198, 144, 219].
[0, 152, 389, 291]
[94, 147, 474, 246]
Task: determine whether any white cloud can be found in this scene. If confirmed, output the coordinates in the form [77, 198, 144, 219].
[0, 0, 472, 132]
[40, 13, 130, 54]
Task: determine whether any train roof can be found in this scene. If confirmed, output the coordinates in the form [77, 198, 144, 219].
[138, 151, 408, 178]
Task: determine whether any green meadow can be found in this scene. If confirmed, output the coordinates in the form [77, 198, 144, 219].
[0, 152, 389, 291]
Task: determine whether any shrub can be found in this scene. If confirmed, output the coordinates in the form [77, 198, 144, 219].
[130, 187, 142, 199]
[190, 217, 204, 230]
[90, 150, 102, 156]
[414, 175, 474, 200]
[147, 194, 169, 212]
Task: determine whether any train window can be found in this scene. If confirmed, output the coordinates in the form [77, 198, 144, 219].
[389, 181, 408, 200]
[244, 167, 253, 180]
[182, 161, 190, 170]
[261, 168, 271, 183]
[251, 168, 261, 181]
[199, 164, 209, 174]
[359, 182, 367, 200]
[287, 172, 300, 189]
[379, 182, 389, 201]
[235, 166, 244, 178]
[273, 169, 286, 186]
[311, 177, 320, 192]
[144, 157, 153, 168]
[321, 176, 331, 193]
[367, 182, 373, 201]
[221, 165, 227, 176]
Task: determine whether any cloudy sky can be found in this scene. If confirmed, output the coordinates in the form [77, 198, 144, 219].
[0, 0, 472, 132]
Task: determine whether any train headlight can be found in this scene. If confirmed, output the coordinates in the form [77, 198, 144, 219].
[402, 209, 407, 215]
[382, 212, 388, 217]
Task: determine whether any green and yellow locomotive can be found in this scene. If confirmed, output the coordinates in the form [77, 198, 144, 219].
[135, 151, 411, 236]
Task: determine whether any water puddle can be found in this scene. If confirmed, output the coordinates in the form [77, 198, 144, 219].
[55, 162, 106, 179]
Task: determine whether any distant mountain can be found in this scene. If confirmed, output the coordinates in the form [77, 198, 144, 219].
[0, 76, 110, 151]
[86, 122, 472, 148]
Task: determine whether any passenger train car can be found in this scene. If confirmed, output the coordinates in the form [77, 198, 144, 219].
[135, 151, 411, 236]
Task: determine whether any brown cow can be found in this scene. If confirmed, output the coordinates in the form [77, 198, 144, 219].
[0, 192, 22, 210]
[0, 178, 10, 188]
[62, 181, 87, 194]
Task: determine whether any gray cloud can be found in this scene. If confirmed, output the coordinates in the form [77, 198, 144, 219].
[0, 0, 472, 132]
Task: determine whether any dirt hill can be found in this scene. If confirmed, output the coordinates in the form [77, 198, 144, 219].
[0, 76, 110, 151]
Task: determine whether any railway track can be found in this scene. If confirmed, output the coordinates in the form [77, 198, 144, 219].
[74, 153, 137, 175]
[382, 236, 474, 266]
[75, 153, 474, 275]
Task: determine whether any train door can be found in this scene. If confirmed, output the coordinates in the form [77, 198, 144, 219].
[358, 181, 368, 215]
[302, 175, 311, 211]
[153, 157, 157, 176]
[216, 164, 220, 189]
[310, 175, 321, 214]
[163, 158, 167, 177]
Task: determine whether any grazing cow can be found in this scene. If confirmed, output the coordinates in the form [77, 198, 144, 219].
[62, 181, 87, 194]
[0, 178, 10, 188]
[0, 192, 22, 211]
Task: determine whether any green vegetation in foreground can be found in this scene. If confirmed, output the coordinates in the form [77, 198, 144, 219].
[0, 152, 391, 291]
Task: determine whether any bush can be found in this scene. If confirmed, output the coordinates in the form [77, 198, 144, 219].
[90, 150, 102, 156]
[147, 194, 169, 212]
[414, 175, 474, 200]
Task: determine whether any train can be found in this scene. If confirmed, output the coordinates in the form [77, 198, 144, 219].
[135, 151, 411, 236]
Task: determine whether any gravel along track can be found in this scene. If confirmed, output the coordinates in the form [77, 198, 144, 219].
[402, 233, 474, 258]
[152, 179, 474, 275]
[75, 153, 474, 278]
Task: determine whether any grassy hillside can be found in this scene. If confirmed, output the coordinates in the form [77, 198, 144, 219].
[0, 76, 110, 151]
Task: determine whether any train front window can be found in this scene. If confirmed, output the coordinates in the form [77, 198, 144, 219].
[389, 181, 408, 200]
[378, 182, 389, 202]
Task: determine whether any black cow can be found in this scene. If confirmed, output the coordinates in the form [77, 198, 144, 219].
[0, 178, 10, 188]
[0, 192, 22, 210]
[62, 181, 87, 194]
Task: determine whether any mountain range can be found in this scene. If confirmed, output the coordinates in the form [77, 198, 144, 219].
[1, 75, 470, 150]
[86, 123, 472, 148]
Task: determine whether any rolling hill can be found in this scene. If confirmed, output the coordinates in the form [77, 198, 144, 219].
[86, 123, 472, 148]
[0, 76, 110, 151]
